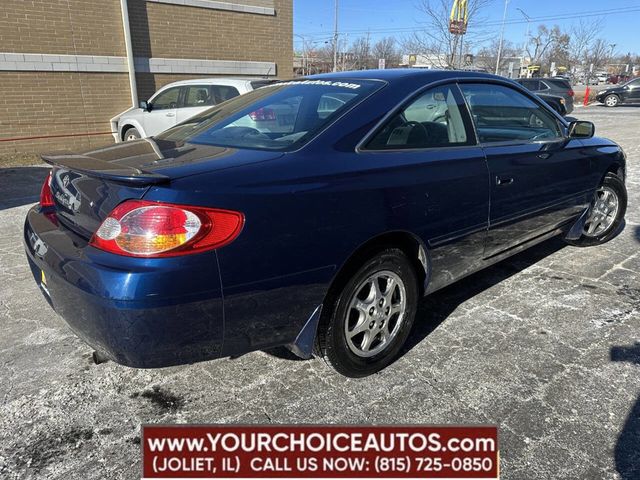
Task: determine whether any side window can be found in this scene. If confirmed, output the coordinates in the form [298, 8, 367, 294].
[538, 80, 551, 91]
[184, 85, 214, 108]
[317, 92, 357, 119]
[151, 87, 180, 110]
[520, 79, 538, 91]
[459, 83, 562, 143]
[211, 85, 240, 104]
[366, 84, 473, 150]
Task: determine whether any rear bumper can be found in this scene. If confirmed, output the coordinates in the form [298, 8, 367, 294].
[23, 206, 224, 368]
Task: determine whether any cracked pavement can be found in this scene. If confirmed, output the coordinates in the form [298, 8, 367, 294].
[1, 106, 639, 479]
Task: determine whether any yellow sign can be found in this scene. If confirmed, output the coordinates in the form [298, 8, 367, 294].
[449, 0, 469, 35]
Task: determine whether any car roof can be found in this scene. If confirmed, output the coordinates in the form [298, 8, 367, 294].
[307, 68, 504, 83]
[158, 77, 269, 89]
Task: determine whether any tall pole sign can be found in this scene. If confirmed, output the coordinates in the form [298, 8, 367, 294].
[449, 0, 469, 68]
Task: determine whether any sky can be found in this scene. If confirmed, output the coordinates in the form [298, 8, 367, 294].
[294, 0, 640, 55]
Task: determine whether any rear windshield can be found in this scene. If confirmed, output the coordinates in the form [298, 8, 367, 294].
[156, 79, 383, 150]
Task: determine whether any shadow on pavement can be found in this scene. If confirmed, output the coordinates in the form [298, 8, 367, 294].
[403, 237, 566, 354]
[611, 342, 640, 479]
[593, 104, 640, 108]
[0, 167, 49, 210]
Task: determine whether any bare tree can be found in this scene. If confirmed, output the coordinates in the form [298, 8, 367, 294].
[568, 18, 604, 67]
[546, 29, 571, 73]
[350, 35, 373, 70]
[372, 37, 401, 68]
[476, 39, 518, 73]
[526, 25, 567, 65]
[404, 0, 494, 68]
[586, 38, 610, 73]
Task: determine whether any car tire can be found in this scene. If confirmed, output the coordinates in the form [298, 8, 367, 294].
[123, 127, 141, 141]
[566, 173, 627, 247]
[318, 248, 419, 377]
[604, 94, 620, 107]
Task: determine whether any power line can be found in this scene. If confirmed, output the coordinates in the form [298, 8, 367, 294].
[299, 5, 640, 38]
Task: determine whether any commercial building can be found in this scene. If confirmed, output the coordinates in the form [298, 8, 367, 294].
[0, 0, 292, 154]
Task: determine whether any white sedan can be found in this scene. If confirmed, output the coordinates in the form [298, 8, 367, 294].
[111, 78, 274, 142]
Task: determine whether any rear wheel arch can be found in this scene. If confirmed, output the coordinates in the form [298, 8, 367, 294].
[323, 231, 429, 312]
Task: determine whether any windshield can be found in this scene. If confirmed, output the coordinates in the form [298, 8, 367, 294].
[156, 79, 383, 150]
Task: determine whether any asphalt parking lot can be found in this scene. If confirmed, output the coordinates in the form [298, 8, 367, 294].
[1, 105, 639, 480]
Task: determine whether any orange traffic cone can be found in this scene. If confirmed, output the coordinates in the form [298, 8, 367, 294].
[583, 86, 590, 106]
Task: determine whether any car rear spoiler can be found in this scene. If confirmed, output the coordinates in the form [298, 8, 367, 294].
[41, 153, 170, 186]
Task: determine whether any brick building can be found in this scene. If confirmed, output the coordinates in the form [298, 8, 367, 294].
[0, 0, 292, 154]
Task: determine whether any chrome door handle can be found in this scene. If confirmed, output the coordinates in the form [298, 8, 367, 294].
[166, 112, 175, 117]
[496, 176, 514, 186]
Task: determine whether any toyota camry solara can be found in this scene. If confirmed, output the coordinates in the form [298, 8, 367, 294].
[24, 70, 627, 377]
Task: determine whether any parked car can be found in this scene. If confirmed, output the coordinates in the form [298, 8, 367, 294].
[536, 92, 568, 116]
[112, 78, 275, 142]
[515, 77, 574, 114]
[25, 70, 627, 377]
[596, 77, 640, 107]
[607, 74, 631, 85]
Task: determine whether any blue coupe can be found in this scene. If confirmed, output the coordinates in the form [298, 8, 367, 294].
[24, 70, 627, 377]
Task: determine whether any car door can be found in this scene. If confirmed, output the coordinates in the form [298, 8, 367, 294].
[625, 78, 640, 102]
[143, 86, 181, 136]
[358, 83, 490, 292]
[459, 82, 593, 258]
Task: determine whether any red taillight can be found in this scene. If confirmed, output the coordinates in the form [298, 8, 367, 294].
[89, 200, 244, 257]
[568, 89, 575, 97]
[249, 107, 276, 121]
[40, 172, 54, 208]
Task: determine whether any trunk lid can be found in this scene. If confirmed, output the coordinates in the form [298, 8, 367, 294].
[44, 138, 283, 239]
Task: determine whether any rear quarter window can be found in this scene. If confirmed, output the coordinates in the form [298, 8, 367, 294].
[546, 79, 571, 90]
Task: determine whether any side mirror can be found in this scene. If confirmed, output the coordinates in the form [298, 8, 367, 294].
[568, 121, 595, 139]
[139, 101, 151, 111]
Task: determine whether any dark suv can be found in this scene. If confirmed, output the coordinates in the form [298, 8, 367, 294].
[515, 77, 574, 114]
[596, 77, 640, 107]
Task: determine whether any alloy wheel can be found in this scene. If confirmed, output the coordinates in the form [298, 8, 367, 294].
[583, 186, 619, 237]
[344, 270, 407, 358]
[605, 95, 619, 107]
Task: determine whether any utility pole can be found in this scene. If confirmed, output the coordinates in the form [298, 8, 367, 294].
[516, 8, 530, 78]
[608, 43, 617, 75]
[495, 0, 510, 75]
[333, 0, 339, 72]
[294, 34, 307, 76]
